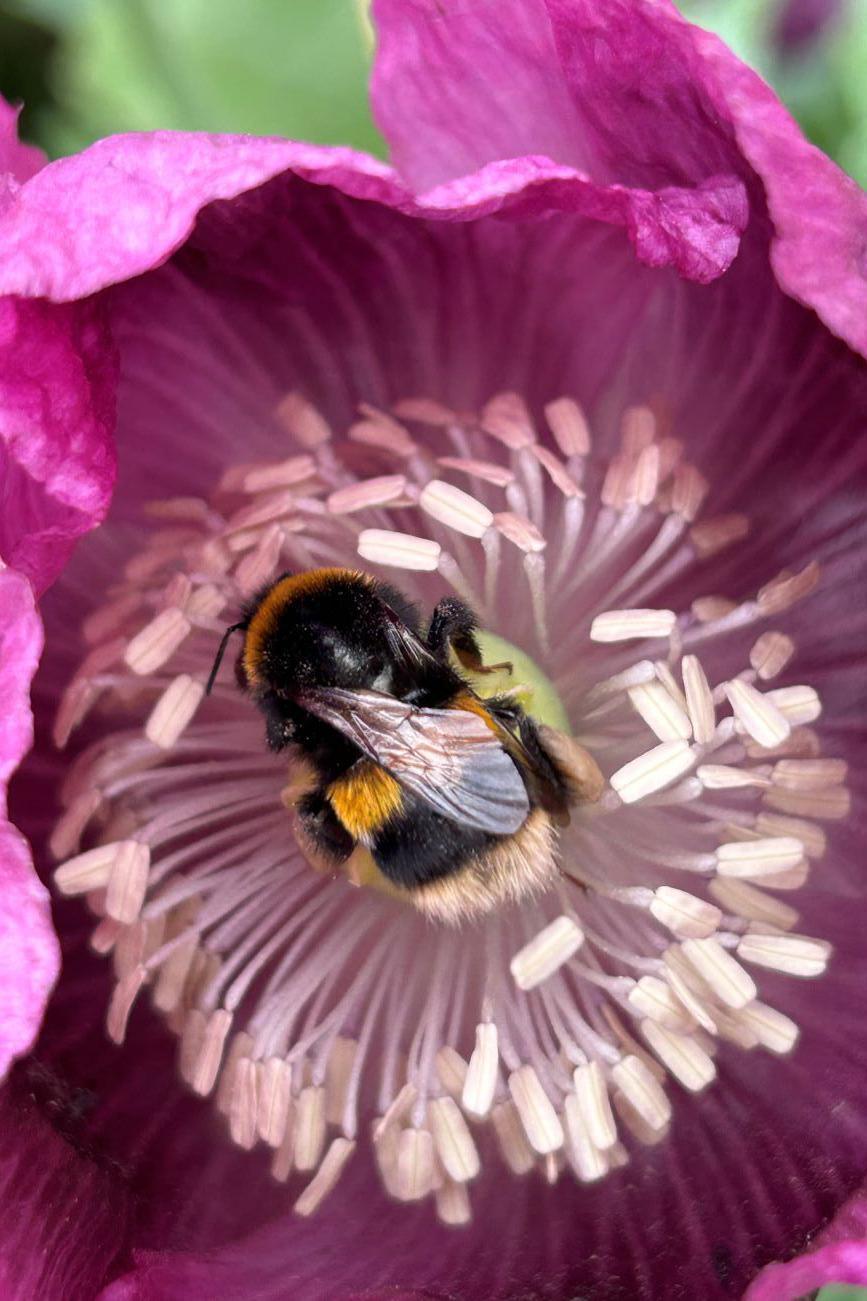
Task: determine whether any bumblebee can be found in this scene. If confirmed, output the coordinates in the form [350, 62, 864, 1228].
[207, 568, 602, 923]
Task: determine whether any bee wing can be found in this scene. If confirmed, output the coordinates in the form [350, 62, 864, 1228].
[296, 686, 530, 835]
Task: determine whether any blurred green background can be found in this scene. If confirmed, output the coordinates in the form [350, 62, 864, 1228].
[1, 0, 865, 187]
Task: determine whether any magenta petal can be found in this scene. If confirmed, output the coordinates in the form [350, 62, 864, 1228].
[0, 297, 117, 595]
[0, 568, 58, 1077]
[745, 1240, 867, 1299]
[746, 1182, 867, 1298]
[371, 0, 867, 356]
[0, 1079, 132, 1298]
[0, 98, 45, 190]
[0, 133, 746, 313]
[688, 24, 867, 356]
[0, 137, 404, 301]
[371, 0, 583, 183]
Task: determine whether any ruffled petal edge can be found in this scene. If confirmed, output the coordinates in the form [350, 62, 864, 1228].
[0, 134, 747, 304]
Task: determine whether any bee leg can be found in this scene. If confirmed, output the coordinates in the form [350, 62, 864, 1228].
[258, 691, 300, 752]
[506, 708, 604, 810]
[486, 700, 573, 817]
[426, 597, 511, 674]
[515, 712, 568, 789]
[295, 792, 355, 865]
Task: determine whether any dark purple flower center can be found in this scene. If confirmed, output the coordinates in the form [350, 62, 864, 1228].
[47, 388, 846, 1222]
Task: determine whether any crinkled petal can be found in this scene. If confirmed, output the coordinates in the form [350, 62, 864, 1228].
[689, 23, 867, 357]
[0, 296, 117, 594]
[371, 0, 584, 183]
[0, 138, 398, 302]
[0, 133, 747, 305]
[371, 0, 867, 356]
[0, 569, 57, 1077]
[0, 288, 113, 1076]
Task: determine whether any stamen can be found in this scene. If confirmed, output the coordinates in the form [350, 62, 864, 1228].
[610, 740, 695, 804]
[145, 675, 205, 749]
[49, 389, 844, 1223]
[396, 1127, 435, 1200]
[435, 1177, 472, 1225]
[766, 685, 821, 725]
[610, 1056, 670, 1132]
[294, 1086, 327, 1172]
[650, 888, 722, 939]
[508, 1066, 564, 1155]
[725, 680, 791, 749]
[757, 562, 820, 614]
[462, 1024, 499, 1119]
[709, 878, 800, 931]
[681, 654, 716, 743]
[698, 764, 771, 789]
[563, 1096, 609, 1182]
[123, 607, 191, 675]
[491, 1101, 536, 1174]
[55, 843, 123, 895]
[324, 1037, 358, 1128]
[750, 631, 795, 680]
[357, 529, 441, 570]
[690, 514, 750, 558]
[572, 1061, 617, 1150]
[771, 758, 848, 790]
[590, 609, 677, 643]
[510, 916, 584, 990]
[544, 397, 590, 456]
[680, 938, 756, 1009]
[756, 812, 826, 857]
[420, 480, 494, 538]
[738, 1001, 799, 1054]
[493, 512, 546, 554]
[641, 1022, 716, 1092]
[428, 1097, 480, 1183]
[327, 476, 408, 514]
[258, 1057, 294, 1145]
[736, 932, 830, 977]
[438, 456, 515, 489]
[715, 838, 805, 879]
[628, 681, 692, 742]
[294, 1137, 355, 1216]
[481, 392, 536, 449]
[627, 977, 695, 1032]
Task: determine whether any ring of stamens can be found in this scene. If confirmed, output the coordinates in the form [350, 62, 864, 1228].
[51, 390, 847, 1223]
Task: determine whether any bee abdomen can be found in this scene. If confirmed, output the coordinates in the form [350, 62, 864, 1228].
[366, 795, 494, 891]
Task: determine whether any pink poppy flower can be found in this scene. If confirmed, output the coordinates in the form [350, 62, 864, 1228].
[1, 2, 866, 1298]
[773, 0, 844, 57]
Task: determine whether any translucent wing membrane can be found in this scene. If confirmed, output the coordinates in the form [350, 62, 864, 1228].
[296, 686, 530, 834]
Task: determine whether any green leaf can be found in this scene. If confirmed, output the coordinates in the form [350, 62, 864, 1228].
[818, 1288, 867, 1301]
[13, 0, 383, 158]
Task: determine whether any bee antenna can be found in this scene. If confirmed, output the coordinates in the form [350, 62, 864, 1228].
[206, 622, 246, 696]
